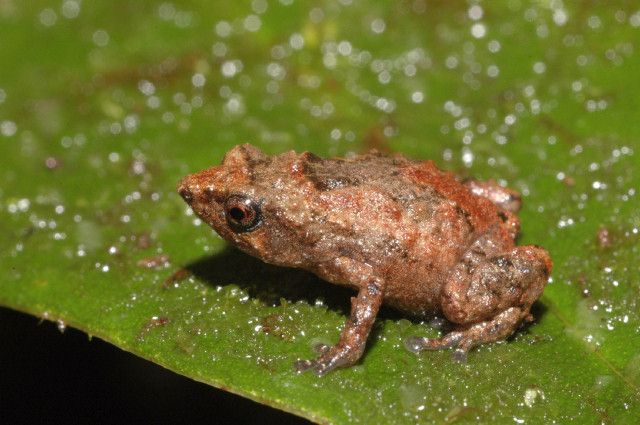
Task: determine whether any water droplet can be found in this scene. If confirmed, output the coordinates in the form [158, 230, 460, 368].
[39, 8, 57, 26]
[192, 73, 206, 88]
[251, 0, 268, 14]
[370, 18, 386, 34]
[215, 20, 232, 37]
[0, 120, 17, 137]
[587, 15, 602, 30]
[92, 29, 109, 47]
[487, 39, 501, 53]
[221, 60, 240, 78]
[471, 23, 487, 38]
[524, 387, 545, 407]
[289, 33, 304, 50]
[553, 8, 568, 26]
[533, 61, 546, 74]
[61, 0, 81, 19]
[243, 14, 261, 32]
[468, 5, 483, 21]
[487, 64, 499, 78]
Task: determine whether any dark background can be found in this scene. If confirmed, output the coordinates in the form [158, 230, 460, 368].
[0, 307, 307, 424]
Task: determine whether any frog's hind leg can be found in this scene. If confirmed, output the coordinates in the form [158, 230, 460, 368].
[405, 307, 529, 362]
[405, 245, 551, 361]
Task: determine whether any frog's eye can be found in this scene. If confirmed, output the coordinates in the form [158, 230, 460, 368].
[224, 195, 262, 232]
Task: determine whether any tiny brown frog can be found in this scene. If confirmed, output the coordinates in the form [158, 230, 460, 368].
[178, 144, 551, 375]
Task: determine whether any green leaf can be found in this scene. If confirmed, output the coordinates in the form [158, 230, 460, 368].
[1, 1, 639, 423]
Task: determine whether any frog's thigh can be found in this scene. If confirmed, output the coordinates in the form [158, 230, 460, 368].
[406, 246, 550, 360]
[441, 245, 551, 326]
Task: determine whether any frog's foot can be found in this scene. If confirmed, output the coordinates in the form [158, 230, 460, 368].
[294, 344, 362, 376]
[405, 306, 527, 362]
[404, 331, 464, 354]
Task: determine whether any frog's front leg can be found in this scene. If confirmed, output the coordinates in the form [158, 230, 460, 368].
[295, 258, 384, 376]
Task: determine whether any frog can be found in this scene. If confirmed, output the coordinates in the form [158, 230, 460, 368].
[178, 144, 552, 376]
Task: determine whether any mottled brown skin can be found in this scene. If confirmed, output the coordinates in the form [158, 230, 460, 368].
[178, 144, 552, 375]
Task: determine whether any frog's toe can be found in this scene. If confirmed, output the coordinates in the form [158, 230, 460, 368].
[451, 348, 468, 363]
[293, 359, 316, 374]
[405, 333, 470, 362]
[293, 357, 336, 376]
[293, 358, 334, 376]
[404, 332, 464, 353]
[312, 342, 331, 355]
[312, 362, 333, 376]
[404, 336, 430, 353]
[295, 349, 356, 376]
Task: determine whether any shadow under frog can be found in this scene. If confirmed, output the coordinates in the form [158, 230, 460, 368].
[186, 247, 434, 352]
[186, 247, 354, 315]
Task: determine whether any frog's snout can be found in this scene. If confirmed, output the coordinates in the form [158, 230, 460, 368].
[178, 185, 193, 202]
[178, 166, 225, 205]
[177, 176, 196, 203]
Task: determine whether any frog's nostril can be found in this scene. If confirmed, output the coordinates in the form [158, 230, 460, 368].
[178, 185, 193, 202]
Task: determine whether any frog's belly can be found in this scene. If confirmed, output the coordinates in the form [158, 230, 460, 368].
[382, 264, 446, 316]
[380, 223, 475, 315]
[381, 219, 479, 315]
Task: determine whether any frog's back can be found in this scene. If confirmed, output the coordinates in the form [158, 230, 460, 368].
[290, 151, 504, 314]
[297, 151, 499, 235]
